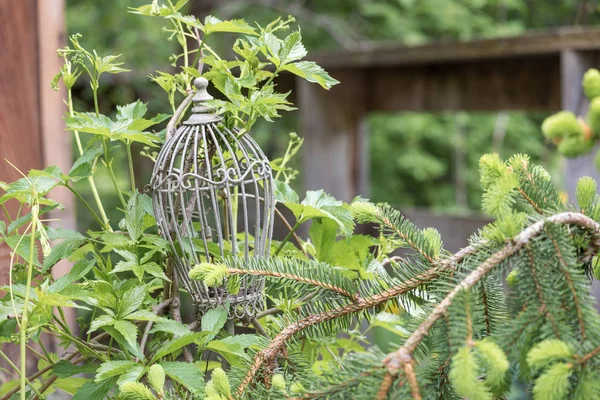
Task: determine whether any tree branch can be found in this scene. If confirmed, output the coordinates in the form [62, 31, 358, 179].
[235, 245, 476, 397]
[382, 212, 600, 376]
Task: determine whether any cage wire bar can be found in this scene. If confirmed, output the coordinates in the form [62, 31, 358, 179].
[150, 77, 275, 319]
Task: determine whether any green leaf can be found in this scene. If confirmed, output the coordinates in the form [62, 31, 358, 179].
[149, 319, 191, 336]
[527, 339, 573, 370]
[89, 315, 115, 333]
[282, 61, 339, 90]
[533, 362, 572, 400]
[119, 382, 156, 400]
[205, 335, 260, 366]
[201, 307, 228, 340]
[203, 16, 257, 36]
[117, 101, 147, 120]
[118, 285, 148, 318]
[73, 377, 118, 400]
[151, 332, 206, 363]
[117, 365, 146, 385]
[96, 360, 140, 382]
[160, 362, 205, 395]
[279, 30, 307, 66]
[280, 189, 354, 234]
[274, 180, 299, 204]
[53, 360, 98, 378]
[147, 364, 165, 394]
[126, 191, 146, 241]
[43, 231, 87, 272]
[53, 378, 88, 395]
[69, 147, 104, 182]
[113, 320, 139, 349]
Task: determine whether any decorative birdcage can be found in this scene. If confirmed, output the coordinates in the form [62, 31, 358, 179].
[150, 77, 275, 319]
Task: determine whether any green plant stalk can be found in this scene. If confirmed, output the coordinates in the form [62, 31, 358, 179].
[103, 155, 127, 209]
[126, 142, 136, 192]
[0, 350, 44, 399]
[1, 203, 13, 223]
[66, 184, 104, 227]
[20, 205, 37, 400]
[274, 220, 302, 256]
[67, 89, 111, 231]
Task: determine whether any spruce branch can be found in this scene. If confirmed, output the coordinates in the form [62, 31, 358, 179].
[525, 245, 561, 338]
[383, 212, 600, 378]
[548, 231, 587, 340]
[235, 246, 477, 397]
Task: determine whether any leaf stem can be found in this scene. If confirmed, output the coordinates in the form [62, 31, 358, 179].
[274, 220, 302, 256]
[66, 184, 104, 227]
[20, 204, 37, 400]
[0, 350, 44, 399]
[126, 142, 136, 192]
[67, 88, 111, 231]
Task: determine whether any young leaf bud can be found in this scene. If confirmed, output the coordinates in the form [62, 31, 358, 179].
[576, 176, 597, 211]
[542, 111, 582, 142]
[583, 68, 600, 100]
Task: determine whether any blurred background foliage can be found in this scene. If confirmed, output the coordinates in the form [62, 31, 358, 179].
[65, 0, 600, 229]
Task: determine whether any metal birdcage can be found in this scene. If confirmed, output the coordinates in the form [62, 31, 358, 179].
[150, 77, 275, 319]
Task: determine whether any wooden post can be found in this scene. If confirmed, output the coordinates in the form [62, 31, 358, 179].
[297, 71, 369, 201]
[561, 50, 600, 202]
[560, 49, 600, 304]
[0, 0, 72, 378]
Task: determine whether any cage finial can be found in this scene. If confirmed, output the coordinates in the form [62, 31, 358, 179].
[184, 77, 221, 125]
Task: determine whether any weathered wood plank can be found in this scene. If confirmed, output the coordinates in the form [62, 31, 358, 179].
[0, 0, 42, 284]
[368, 55, 561, 112]
[313, 27, 600, 69]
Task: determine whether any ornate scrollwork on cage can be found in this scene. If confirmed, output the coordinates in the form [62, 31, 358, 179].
[150, 77, 275, 319]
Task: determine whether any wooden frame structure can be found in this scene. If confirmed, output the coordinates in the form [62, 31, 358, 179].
[297, 27, 600, 202]
[0, 0, 73, 283]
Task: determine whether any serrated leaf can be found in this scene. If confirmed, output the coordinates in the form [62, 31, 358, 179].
[72, 377, 117, 400]
[69, 147, 104, 182]
[113, 320, 139, 349]
[201, 308, 228, 340]
[89, 315, 114, 333]
[151, 332, 206, 363]
[126, 191, 146, 241]
[279, 189, 354, 234]
[118, 285, 148, 318]
[96, 360, 140, 382]
[43, 233, 87, 272]
[119, 382, 156, 400]
[282, 61, 339, 90]
[203, 16, 257, 36]
[53, 360, 98, 378]
[147, 364, 165, 394]
[160, 362, 205, 395]
[149, 319, 191, 336]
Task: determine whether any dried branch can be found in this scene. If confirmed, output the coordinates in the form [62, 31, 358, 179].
[275, 208, 309, 258]
[382, 212, 600, 377]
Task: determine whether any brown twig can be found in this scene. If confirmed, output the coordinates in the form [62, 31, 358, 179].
[275, 208, 309, 258]
[403, 361, 422, 400]
[375, 373, 394, 400]
[250, 317, 269, 338]
[140, 299, 172, 356]
[382, 212, 600, 375]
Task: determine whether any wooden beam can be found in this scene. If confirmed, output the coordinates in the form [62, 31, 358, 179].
[313, 27, 600, 70]
[368, 55, 561, 112]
